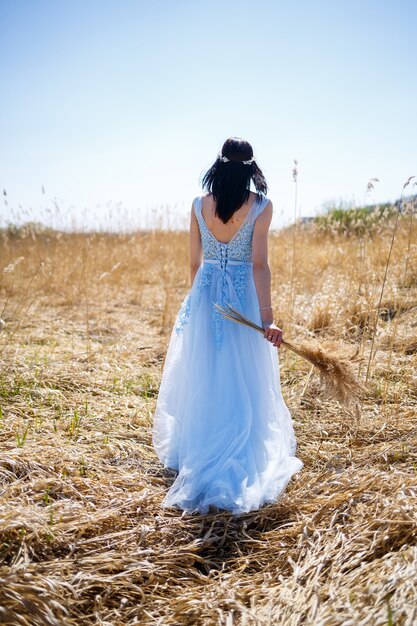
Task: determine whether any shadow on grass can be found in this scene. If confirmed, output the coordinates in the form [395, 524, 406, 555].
[156, 466, 297, 575]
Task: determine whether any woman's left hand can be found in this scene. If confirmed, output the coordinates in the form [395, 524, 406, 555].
[263, 323, 283, 348]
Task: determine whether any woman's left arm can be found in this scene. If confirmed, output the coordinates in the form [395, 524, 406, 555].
[252, 201, 283, 348]
[189, 201, 202, 285]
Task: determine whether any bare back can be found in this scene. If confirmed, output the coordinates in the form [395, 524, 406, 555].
[201, 191, 258, 244]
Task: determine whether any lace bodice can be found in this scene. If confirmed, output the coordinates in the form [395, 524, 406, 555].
[174, 194, 271, 347]
[193, 194, 270, 262]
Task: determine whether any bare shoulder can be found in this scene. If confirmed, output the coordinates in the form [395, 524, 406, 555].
[201, 191, 212, 209]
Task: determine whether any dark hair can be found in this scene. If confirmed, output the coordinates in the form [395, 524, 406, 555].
[200, 137, 268, 224]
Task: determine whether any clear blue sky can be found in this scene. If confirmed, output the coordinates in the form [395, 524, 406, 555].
[1, 0, 416, 230]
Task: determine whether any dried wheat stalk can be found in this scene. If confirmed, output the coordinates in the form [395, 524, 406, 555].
[215, 302, 367, 406]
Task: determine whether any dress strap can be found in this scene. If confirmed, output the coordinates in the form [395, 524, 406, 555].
[193, 196, 203, 222]
[252, 195, 271, 221]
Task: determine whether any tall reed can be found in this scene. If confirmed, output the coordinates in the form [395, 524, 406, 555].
[364, 176, 415, 384]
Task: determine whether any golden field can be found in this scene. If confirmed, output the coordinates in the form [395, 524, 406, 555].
[0, 204, 416, 625]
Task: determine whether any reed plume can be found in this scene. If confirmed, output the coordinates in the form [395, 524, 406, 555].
[214, 302, 367, 406]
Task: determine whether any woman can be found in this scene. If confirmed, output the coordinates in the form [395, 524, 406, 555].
[153, 137, 304, 515]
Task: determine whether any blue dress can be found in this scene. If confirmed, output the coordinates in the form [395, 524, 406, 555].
[153, 194, 304, 515]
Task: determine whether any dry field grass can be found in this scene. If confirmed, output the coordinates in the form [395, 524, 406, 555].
[0, 207, 416, 625]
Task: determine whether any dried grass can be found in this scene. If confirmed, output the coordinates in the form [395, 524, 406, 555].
[0, 211, 416, 625]
[215, 302, 366, 407]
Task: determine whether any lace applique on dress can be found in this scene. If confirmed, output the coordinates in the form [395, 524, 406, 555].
[176, 194, 269, 348]
[195, 198, 260, 262]
[233, 263, 249, 307]
[195, 263, 214, 308]
[174, 293, 191, 334]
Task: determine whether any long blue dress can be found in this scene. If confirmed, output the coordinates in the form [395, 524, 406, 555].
[153, 194, 304, 515]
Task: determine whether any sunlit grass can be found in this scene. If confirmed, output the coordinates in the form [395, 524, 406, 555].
[0, 196, 416, 624]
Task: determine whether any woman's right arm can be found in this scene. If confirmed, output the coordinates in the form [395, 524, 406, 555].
[189, 201, 202, 285]
[252, 201, 283, 348]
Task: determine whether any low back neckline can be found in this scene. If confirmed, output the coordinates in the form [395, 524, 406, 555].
[198, 195, 259, 245]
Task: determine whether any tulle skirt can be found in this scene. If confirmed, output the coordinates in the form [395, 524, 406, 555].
[153, 260, 304, 515]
